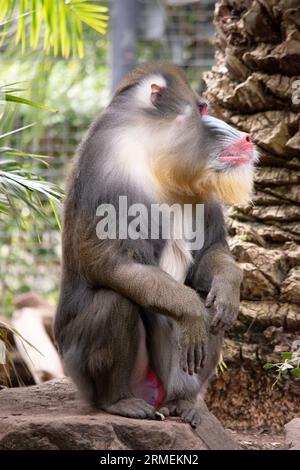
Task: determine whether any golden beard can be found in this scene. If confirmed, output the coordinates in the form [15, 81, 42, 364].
[198, 163, 255, 205]
[151, 156, 255, 205]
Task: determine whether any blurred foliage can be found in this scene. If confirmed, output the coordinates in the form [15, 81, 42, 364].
[264, 352, 300, 387]
[1, 27, 109, 146]
[0, 313, 44, 385]
[0, 82, 61, 218]
[0, 2, 109, 316]
[0, 84, 63, 316]
[0, 0, 109, 58]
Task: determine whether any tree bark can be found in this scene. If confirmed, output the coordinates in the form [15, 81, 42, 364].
[204, 0, 300, 430]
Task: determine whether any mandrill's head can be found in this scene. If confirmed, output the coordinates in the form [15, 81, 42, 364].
[195, 108, 259, 205]
[112, 63, 259, 205]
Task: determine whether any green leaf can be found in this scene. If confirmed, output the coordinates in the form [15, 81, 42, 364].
[0, 169, 63, 222]
[58, 0, 69, 58]
[15, 0, 27, 52]
[0, 0, 10, 21]
[30, 0, 42, 49]
[281, 352, 293, 361]
[0, 147, 51, 160]
[291, 368, 300, 379]
[50, 0, 59, 56]
[0, 123, 36, 140]
[263, 363, 276, 370]
[49, 198, 61, 230]
[5, 93, 58, 112]
[0, 83, 30, 95]
[70, 1, 108, 13]
[1, 0, 109, 58]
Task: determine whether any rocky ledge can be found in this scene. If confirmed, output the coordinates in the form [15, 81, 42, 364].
[0, 378, 239, 450]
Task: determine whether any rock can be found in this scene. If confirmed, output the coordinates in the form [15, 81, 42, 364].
[0, 378, 239, 450]
[285, 418, 300, 450]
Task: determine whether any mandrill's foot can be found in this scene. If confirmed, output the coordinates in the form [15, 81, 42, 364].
[102, 398, 156, 419]
[159, 399, 201, 428]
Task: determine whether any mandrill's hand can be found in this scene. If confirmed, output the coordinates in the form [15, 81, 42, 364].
[177, 308, 208, 376]
[205, 276, 240, 334]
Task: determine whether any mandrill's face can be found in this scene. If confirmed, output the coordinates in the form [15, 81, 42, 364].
[146, 92, 258, 205]
[196, 108, 259, 205]
[114, 63, 258, 206]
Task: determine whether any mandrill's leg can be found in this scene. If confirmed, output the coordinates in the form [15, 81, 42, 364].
[157, 307, 223, 427]
[63, 288, 156, 420]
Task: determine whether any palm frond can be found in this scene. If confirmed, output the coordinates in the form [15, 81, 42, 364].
[0, 123, 36, 140]
[0, 84, 63, 225]
[5, 94, 58, 112]
[0, 82, 58, 112]
[0, 0, 109, 58]
[0, 166, 63, 221]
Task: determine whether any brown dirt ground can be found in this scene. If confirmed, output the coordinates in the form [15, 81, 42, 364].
[229, 429, 287, 450]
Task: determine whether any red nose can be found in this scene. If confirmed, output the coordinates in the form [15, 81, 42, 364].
[239, 134, 253, 149]
[219, 133, 254, 165]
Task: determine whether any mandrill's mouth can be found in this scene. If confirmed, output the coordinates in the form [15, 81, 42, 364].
[218, 134, 255, 167]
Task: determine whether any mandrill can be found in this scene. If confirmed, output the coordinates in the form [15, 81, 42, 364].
[54, 63, 258, 427]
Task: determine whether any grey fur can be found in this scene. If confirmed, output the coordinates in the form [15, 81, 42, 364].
[55, 63, 245, 423]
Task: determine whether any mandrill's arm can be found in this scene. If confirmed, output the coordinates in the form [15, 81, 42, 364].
[187, 203, 243, 333]
[190, 243, 242, 333]
[78, 221, 207, 374]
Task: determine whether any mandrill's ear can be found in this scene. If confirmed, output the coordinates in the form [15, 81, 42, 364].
[135, 75, 167, 107]
[150, 83, 165, 105]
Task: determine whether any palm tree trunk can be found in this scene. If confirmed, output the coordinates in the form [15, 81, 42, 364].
[204, 0, 300, 430]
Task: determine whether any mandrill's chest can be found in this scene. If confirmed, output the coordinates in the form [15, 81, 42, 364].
[156, 202, 197, 283]
[159, 238, 193, 283]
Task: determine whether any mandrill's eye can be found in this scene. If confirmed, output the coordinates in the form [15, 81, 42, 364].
[198, 100, 208, 116]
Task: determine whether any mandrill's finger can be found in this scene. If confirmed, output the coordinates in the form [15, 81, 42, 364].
[158, 406, 170, 417]
[187, 347, 195, 375]
[210, 313, 222, 331]
[205, 289, 216, 308]
[182, 407, 201, 428]
[200, 344, 207, 368]
[210, 317, 222, 334]
[210, 303, 238, 334]
[210, 302, 225, 331]
[194, 345, 202, 373]
[180, 345, 188, 373]
[223, 306, 238, 326]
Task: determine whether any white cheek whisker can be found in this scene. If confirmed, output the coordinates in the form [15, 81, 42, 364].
[217, 138, 241, 146]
